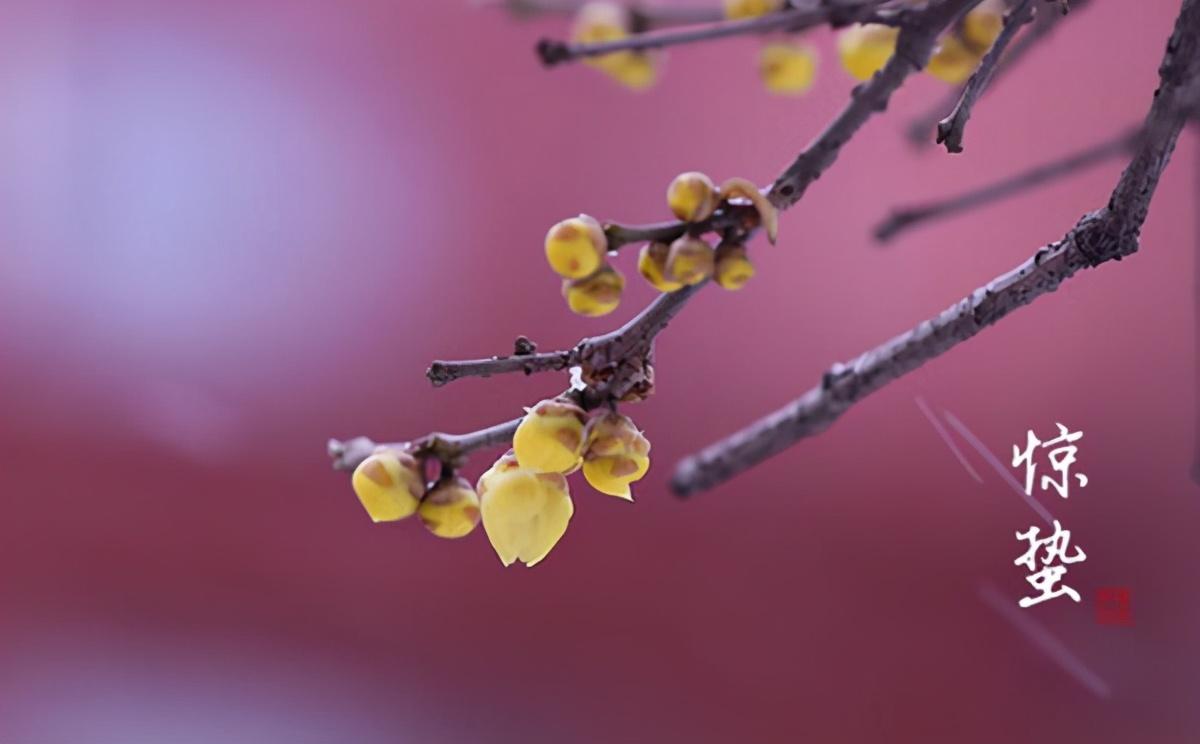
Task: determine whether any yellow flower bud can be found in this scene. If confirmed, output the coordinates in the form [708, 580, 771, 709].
[572, 2, 629, 56]
[478, 465, 574, 567]
[962, 3, 1004, 51]
[545, 215, 607, 279]
[723, 0, 784, 20]
[563, 264, 625, 317]
[571, 3, 659, 90]
[837, 24, 898, 81]
[513, 397, 587, 473]
[582, 412, 651, 500]
[714, 243, 755, 291]
[666, 171, 718, 222]
[637, 242, 684, 293]
[665, 236, 714, 286]
[583, 456, 649, 501]
[602, 52, 659, 91]
[477, 450, 521, 490]
[759, 42, 817, 95]
[927, 35, 979, 84]
[351, 448, 424, 523]
[418, 476, 481, 539]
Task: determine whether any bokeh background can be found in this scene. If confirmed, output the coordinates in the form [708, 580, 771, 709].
[2, 1, 1197, 741]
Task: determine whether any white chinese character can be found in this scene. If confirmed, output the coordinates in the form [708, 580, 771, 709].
[1012, 423, 1089, 498]
[1014, 520, 1087, 608]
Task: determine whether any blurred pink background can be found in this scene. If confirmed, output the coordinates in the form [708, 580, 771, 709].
[2, 1, 1197, 741]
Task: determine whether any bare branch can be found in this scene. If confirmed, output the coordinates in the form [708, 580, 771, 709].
[428, 349, 573, 387]
[905, 0, 1090, 146]
[481, 0, 723, 29]
[874, 127, 1137, 242]
[428, 281, 703, 386]
[936, 0, 1036, 154]
[768, 0, 983, 209]
[671, 0, 1200, 496]
[329, 415, 526, 472]
[536, 1, 898, 67]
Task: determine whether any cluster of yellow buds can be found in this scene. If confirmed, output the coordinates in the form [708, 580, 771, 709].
[474, 398, 650, 566]
[511, 398, 650, 498]
[837, 1, 1004, 84]
[545, 215, 625, 317]
[545, 173, 775, 311]
[546, 172, 777, 311]
[351, 447, 482, 539]
[571, 1, 815, 96]
[571, 2, 659, 90]
[642, 172, 774, 292]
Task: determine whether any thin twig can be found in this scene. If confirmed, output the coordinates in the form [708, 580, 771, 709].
[428, 281, 703, 386]
[604, 202, 762, 253]
[536, 1, 898, 67]
[905, 0, 1090, 146]
[936, 0, 1035, 154]
[671, 0, 1200, 496]
[328, 416, 526, 472]
[874, 127, 1138, 242]
[481, 0, 723, 29]
[427, 350, 573, 387]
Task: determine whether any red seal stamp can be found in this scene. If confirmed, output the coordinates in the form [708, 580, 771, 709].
[1095, 587, 1133, 627]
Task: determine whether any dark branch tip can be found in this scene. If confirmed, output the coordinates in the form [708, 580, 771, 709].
[426, 362, 451, 387]
[873, 211, 919, 243]
[935, 118, 964, 153]
[536, 38, 570, 67]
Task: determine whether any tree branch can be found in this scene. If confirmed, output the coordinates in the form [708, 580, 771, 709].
[603, 203, 762, 253]
[536, 1, 898, 67]
[935, 0, 1035, 154]
[432, 0, 983, 387]
[768, 0, 983, 209]
[329, 0, 1003, 475]
[671, 0, 1200, 496]
[482, 0, 723, 30]
[328, 415, 526, 472]
[874, 127, 1138, 242]
[427, 349, 574, 387]
[332, 283, 706, 470]
[427, 281, 703, 386]
[905, 0, 1090, 146]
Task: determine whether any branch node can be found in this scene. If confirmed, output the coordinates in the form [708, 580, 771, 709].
[513, 335, 537, 355]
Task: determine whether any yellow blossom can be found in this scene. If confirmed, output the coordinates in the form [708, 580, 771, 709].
[351, 448, 425, 523]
